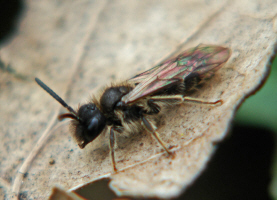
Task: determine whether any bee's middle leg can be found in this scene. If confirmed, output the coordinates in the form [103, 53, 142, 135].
[141, 116, 171, 154]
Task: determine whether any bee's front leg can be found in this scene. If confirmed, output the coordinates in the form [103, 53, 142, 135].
[110, 127, 118, 172]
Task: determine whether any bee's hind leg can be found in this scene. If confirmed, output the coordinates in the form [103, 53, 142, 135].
[141, 116, 171, 154]
[149, 95, 222, 106]
[182, 96, 222, 105]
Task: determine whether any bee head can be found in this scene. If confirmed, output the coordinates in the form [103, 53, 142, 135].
[59, 103, 106, 149]
[35, 78, 107, 149]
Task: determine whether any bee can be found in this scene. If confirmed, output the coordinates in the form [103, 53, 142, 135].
[35, 44, 231, 172]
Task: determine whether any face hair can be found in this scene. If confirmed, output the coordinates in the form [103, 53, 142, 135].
[35, 78, 79, 119]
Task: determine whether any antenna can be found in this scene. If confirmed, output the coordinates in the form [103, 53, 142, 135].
[35, 78, 79, 119]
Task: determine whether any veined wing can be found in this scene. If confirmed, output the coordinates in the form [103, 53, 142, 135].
[123, 44, 231, 104]
[128, 58, 174, 84]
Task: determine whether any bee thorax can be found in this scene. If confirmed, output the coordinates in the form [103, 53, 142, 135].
[100, 86, 131, 114]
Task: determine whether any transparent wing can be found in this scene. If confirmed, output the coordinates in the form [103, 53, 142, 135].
[128, 60, 172, 85]
[123, 44, 231, 104]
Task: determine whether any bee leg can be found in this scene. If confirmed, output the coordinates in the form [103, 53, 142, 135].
[150, 95, 222, 106]
[182, 96, 222, 105]
[141, 116, 171, 154]
[147, 99, 160, 114]
[110, 127, 118, 172]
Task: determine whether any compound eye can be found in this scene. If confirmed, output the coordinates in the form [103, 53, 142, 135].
[87, 117, 100, 132]
[74, 103, 106, 149]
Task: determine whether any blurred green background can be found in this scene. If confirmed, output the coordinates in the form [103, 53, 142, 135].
[235, 55, 277, 198]
[235, 57, 277, 135]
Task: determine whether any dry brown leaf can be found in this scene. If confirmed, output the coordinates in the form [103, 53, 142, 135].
[0, 0, 276, 199]
[49, 187, 85, 200]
